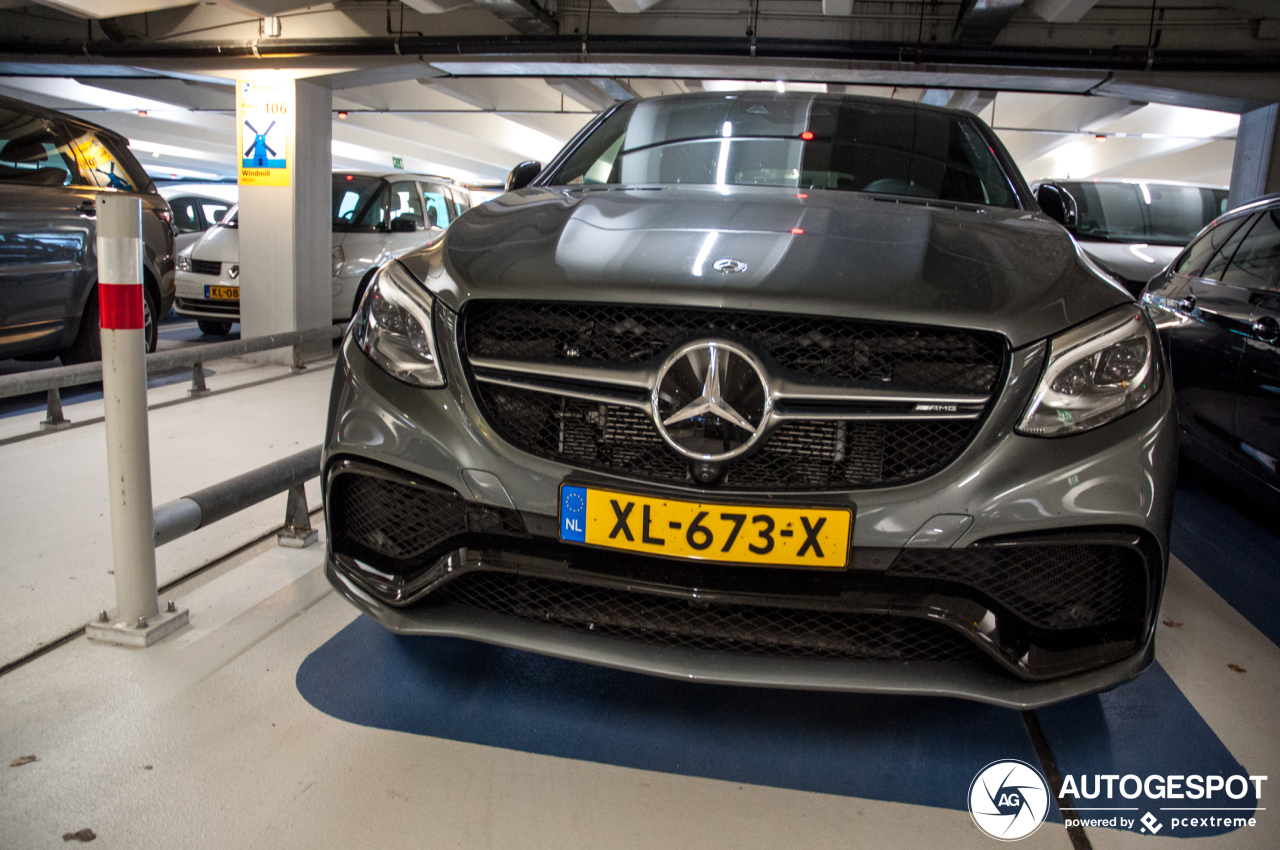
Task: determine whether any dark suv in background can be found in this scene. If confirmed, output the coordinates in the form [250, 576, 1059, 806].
[1142, 193, 1280, 510]
[1034, 178, 1228, 295]
[0, 94, 175, 362]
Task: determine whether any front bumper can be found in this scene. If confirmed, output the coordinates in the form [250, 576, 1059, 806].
[326, 552, 1154, 711]
[322, 318, 1178, 707]
[174, 270, 239, 320]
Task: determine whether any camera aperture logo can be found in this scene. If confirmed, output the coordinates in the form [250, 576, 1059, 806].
[969, 760, 1051, 841]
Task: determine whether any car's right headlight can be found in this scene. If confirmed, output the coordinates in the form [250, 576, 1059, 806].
[1017, 306, 1160, 437]
[351, 260, 445, 388]
[176, 250, 191, 272]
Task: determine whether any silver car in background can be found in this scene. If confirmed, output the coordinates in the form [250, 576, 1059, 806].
[175, 172, 472, 334]
[324, 93, 1177, 709]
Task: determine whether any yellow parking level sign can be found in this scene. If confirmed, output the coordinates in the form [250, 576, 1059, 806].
[237, 80, 292, 187]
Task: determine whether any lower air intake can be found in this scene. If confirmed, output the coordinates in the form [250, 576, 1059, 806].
[430, 571, 985, 663]
[889, 543, 1147, 630]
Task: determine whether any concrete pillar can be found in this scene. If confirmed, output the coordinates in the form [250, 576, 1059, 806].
[238, 78, 332, 363]
[1228, 102, 1280, 211]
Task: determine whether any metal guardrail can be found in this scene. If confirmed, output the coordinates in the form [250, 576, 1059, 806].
[0, 324, 345, 431]
[153, 445, 322, 547]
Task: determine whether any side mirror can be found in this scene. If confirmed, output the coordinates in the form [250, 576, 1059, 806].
[390, 217, 418, 233]
[506, 160, 542, 192]
[1036, 183, 1078, 232]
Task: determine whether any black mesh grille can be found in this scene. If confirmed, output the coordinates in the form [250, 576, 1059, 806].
[190, 259, 221, 276]
[474, 383, 980, 489]
[431, 571, 984, 662]
[333, 473, 525, 567]
[463, 301, 1005, 393]
[890, 544, 1147, 629]
[176, 297, 239, 315]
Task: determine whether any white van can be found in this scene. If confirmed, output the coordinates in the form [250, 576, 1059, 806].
[174, 172, 471, 335]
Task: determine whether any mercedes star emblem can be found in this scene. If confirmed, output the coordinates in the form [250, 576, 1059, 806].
[652, 340, 772, 461]
[711, 258, 748, 274]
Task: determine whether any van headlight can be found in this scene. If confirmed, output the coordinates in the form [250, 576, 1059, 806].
[176, 250, 191, 272]
[351, 260, 445, 388]
[1017, 306, 1159, 437]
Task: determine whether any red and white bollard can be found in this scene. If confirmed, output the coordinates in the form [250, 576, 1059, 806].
[86, 194, 187, 647]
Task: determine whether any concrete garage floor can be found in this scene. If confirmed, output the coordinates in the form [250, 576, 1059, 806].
[1, 348, 1277, 849]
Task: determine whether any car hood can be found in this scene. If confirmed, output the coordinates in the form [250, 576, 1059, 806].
[189, 225, 240, 264]
[400, 185, 1133, 348]
[1077, 240, 1180, 287]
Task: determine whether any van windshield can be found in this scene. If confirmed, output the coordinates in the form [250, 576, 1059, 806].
[1062, 181, 1229, 246]
[546, 94, 1018, 208]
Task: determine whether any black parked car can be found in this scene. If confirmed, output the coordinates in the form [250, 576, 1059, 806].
[0, 94, 175, 362]
[1142, 193, 1280, 508]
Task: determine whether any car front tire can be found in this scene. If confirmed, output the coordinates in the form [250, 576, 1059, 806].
[61, 286, 160, 364]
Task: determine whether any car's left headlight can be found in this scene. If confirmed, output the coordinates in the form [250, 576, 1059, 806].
[1017, 306, 1160, 437]
[351, 260, 445, 388]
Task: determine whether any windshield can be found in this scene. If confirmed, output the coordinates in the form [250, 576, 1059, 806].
[546, 94, 1017, 208]
[332, 174, 386, 231]
[1062, 181, 1228, 246]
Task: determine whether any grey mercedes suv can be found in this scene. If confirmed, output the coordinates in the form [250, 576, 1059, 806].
[322, 93, 1177, 708]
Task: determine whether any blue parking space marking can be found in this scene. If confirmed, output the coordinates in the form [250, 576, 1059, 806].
[298, 618, 1055, 816]
[1035, 662, 1254, 838]
[1170, 476, 1280, 647]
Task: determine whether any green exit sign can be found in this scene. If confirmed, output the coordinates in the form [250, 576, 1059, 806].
[392, 156, 404, 169]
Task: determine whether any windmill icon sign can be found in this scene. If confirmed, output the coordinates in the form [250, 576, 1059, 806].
[242, 119, 286, 169]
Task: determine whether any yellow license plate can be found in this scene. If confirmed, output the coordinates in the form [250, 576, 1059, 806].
[559, 485, 852, 569]
[205, 285, 239, 300]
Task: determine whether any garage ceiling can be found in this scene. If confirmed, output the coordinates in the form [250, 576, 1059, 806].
[0, 1, 1272, 186]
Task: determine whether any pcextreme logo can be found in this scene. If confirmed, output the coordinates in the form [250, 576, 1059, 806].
[968, 760, 1051, 841]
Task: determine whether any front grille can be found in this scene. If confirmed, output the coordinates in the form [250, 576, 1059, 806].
[462, 302, 1005, 491]
[190, 259, 221, 276]
[890, 544, 1147, 630]
[332, 472, 525, 570]
[474, 383, 981, 489]
[431, 571, 985, 663]
[463, 302, 1005, 394]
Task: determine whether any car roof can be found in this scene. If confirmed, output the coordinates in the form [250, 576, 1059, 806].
[0, 91, 128, 142]
[1037, 177, 1228, 191]
[626, 89, 987, 121]
[334, 171, 464, 185]
[158, 183, 239, 203]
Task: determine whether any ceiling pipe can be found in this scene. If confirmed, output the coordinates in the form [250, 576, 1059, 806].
[0, 35, 1274, 73]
